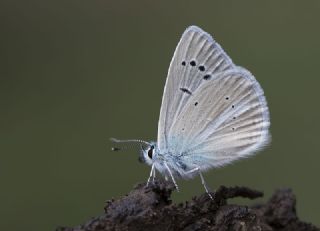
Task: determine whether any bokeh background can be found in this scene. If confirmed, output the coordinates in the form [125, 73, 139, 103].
[1, 0, 320, 230]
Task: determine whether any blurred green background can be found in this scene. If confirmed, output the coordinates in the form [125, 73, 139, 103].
[1, 0, 320, 230]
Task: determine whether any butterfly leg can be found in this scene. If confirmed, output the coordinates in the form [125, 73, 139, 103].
[185, 167, 214, 200]
[185, 167, 199, 175]
[152, 166, 156, 182]
[198, 170, 214, 200]
[164, 162, 179, 192]
[146, 164, 155, 186]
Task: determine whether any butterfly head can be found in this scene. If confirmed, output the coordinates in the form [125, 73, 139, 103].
[110, 138, 159, 166]
[139, 142, 158, 166]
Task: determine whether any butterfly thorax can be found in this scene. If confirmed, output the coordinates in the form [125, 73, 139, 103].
[140, 143, 198, 179]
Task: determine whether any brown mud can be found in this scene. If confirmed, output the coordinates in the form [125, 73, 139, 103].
[57, 181, 319, 231]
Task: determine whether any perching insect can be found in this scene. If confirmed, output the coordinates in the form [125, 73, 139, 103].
[111, 26, 270, 199]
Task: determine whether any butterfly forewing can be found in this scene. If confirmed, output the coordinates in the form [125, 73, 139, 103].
[157, 26, 235, 151]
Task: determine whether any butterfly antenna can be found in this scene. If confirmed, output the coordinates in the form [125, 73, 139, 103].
[110, 138, 150, 152]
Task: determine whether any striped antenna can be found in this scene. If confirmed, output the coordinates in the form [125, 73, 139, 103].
[110, 138, 151, 152]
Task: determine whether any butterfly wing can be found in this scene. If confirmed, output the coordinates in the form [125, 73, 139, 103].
[157, 26, 235, 151]
[168, 68, 270, 170]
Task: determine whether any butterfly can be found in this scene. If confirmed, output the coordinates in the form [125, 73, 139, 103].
[111, 25, 270, 199]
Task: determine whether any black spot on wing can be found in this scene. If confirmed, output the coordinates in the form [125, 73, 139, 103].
[180, 87, 192, 95]
[190, 60, 196, 66]
[181, 61, 186, 66]
[198, 65, 205, 71]
[203, 74, 211, 80]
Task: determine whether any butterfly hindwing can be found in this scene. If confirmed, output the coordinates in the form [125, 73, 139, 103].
[168, 68, 270, 170]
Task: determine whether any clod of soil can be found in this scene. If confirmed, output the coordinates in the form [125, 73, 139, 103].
[57, 181, 319, 231]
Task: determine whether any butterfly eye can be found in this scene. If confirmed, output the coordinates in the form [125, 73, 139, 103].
[147, 146, 154, 159]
